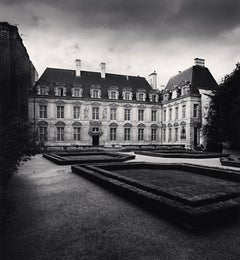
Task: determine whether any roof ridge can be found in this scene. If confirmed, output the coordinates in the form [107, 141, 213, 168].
[44, 67, 145, 79]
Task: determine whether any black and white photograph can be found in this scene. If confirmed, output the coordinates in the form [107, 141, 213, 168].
[1, 0, 240, 259]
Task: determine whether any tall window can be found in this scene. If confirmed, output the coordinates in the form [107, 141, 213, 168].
[151, 110, 157, 121]
[73, 127, 81, 141]
[110, 128, 117, 141]
[151, 129, 157, 141]
[92, 107, 99, 120]
[138, 128, 144, 141]
[39, 127, 47, 141]
[73, 88, 82, 97]
[57, 127, 64, 141]
[169, 109, 172, 121]
[74, 107, 80, 119]
[175, 107, 179, 120]
[124, 109, 130, 121]
[138, 110, 144, 121]
[181, 126, 186, 139]
[124, 128, 130, 141]
[193, 104, 199, 117]
[163, 110, 166, 121]
[182, 105, 186, 118]
[169, 128, 172, 141]
[39, 105, 47, 118]
[175, 128, 178, 141]
[110, 108, 117, 120]
[57, 106, 64, 119]
[163, 128, 166, 142]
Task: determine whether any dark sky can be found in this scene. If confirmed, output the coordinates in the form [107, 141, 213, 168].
[1, 0, 240, 85]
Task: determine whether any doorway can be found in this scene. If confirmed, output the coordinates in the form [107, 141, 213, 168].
[92, 135, 99, 146]
[194, 127, 198, 147]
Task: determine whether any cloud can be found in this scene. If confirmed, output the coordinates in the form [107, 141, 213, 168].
[1, 0, 239, 85]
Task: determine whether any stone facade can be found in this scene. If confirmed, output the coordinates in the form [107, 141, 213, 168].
[0, 22, 37, 122]
[28, 58, 218, 149]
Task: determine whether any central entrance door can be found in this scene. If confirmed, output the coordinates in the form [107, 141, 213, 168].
[92, 135, 99, 146]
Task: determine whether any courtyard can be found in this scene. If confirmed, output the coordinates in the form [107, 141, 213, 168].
[2, 153, 240, 259]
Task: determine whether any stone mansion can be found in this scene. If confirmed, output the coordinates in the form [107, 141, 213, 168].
[28, 58, 218, 149]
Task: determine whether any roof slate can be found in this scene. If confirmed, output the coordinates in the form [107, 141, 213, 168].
[165, 65, 218, 95]
[38, 68, 153, 99]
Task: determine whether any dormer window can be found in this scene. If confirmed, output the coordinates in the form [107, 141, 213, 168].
[108, 89, 119, 100]
[71, 87, 83, 97]
[150, 94, 159, 102]
[136, 89, 146, 102]
[37, 85, 49, 95]
[90, 85, 101, 99]
[122, 88, 133, 101]
[55, 86, 67, 97]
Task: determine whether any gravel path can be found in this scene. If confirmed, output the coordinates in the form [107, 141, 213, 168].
[2, 154, 240, 260]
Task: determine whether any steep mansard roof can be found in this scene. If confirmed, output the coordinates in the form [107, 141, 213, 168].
[165, 65, 218, 95]
[36, 67, 154, 99]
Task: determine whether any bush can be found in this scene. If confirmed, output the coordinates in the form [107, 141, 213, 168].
[0, 112, 39, 187]
[204, 63, 240, 151]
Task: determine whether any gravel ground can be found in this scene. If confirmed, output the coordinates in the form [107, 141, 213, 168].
[1, 154, 240, 260]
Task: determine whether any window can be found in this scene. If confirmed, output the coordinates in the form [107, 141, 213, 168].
[110, 128, 117, 141]
[57, 127, 64, 141]
[110, 108, 117, 120]
[169, 128, 172, 141]
[73, 127, 81, 141]
[73, 107, 80, 119]
[39, 126, 47, 141]
[91, 89, 101, 98]
[193, 104, 199, 117]
[169, 109, 172, 121]
[39, 105, 47, 118]
[180, 126, 186, 139]
[124, 128, 130, 141]
[137, 92, 146, 101]
[138, 128, 144, 141]
[92, 127, 99, 133]
[151, 110, 157, 121]
[124, 92, 132, 100]
[57, 106, 64, 119]
[151, 129, 157, 141]
[138, 110, 144, 121]
[175, 107, 179, 120]
[124, 109, 130, 121]
[163, 110, 166, 121]
[55, 87, 66, 96]
[182, 105, 186, 118]
[40, 86, 48, 95]
[175, 128, 178, 141]
[138, 93, 144, 101]
[163, 128, 166, 142]
[92, 107, 99, 120]
[151, 94, 158, 102]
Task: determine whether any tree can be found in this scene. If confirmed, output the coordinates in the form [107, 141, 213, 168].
[204, 63, 240, 151]
[0, 112, 38, 187]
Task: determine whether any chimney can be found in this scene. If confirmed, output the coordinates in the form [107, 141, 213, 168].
[149, 71, 157, 89]
[194, 58, 205, 67]
[100, 62, 106, 78]
[75, 59, 81, 77]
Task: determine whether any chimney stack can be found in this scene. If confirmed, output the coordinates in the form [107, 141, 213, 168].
[75, 59, 81, 77]
[100, 62, 106, 78]
[149, 71, 157, 89]
[194, 58, 205, 67]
